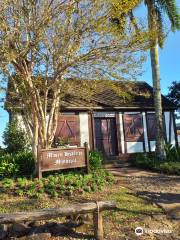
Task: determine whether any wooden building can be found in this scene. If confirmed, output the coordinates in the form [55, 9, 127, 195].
[7, 80, 178, 159]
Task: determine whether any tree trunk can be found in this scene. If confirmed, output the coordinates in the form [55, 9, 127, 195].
[147, 0, 165, 160]
[150, 45, 165, 159]
[32, 122, 38, 160]
[31, 104, 39, 175]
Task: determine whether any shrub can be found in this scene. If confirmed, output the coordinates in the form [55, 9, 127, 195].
[164, 144, 180, 162]
[133, 153, 155, 169]
[0, 170, 115, 198]
[13, 152, 35, 176]
[89, 150, 103, 170]
[0, 147, 6, 156]
[0, 154, 19, 177]
[3, 120, 30, 154]
[1, 178, 15, 189]
[0, 151, 34, 177]
[133, 150, 180, 175]
[159, 162, 180, 175]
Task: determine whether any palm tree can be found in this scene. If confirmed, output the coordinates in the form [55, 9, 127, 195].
[144, 0, 180, 159]
[110, 0, 179, 159]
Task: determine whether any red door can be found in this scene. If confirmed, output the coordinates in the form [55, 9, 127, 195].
[95, 118, 118, 156]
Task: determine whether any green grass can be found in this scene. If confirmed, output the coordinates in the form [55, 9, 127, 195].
[0, 181, 162, 216]
[0, 177, 165, 239]
[111, 187, 161, 218]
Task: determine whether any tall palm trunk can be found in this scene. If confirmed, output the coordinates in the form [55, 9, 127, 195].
[146, 0, 165, 159]
[150, 44, 165, 159]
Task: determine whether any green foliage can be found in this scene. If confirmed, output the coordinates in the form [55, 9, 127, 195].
[13, 152, 35, 176]
[133, 145, 180, 175]
[0, 170, 115, 199]
[167, 81, 180, 119]
[53, 137, 70, 148]
[1, 178, 15, 189]
[0, 152, 34, 178]
[0, 147, 5, 156]
[164, 143, 180, 162]
[158, 162, 180, 175]
[134, 153, 155, 169]
[0, 0, 149, 151]
[89, 150, 103, 170]
[3, 120, 30, 154]
[0, 154, 19, 177]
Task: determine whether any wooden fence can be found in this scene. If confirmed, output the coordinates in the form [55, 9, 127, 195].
[0, 201, 116, 240]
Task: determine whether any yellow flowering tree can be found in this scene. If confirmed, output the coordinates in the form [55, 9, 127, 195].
[0, 0, 148, 160]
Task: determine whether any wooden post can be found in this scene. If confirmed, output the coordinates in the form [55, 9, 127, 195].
[115, 111, 122, 155]
[93, 203, 103, 240]
[84, 142, 90, 174]
[90, 111, 95, 150]
[37, 146, 42, 179]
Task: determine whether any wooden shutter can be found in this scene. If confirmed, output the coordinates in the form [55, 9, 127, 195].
[55, 115, 80, 146]
[123, 114, 144, 142]
[147, 113, 156, 141]
[147, 113, 167, 141]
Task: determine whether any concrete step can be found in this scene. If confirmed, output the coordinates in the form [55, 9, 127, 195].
[105, 154, 136, 161]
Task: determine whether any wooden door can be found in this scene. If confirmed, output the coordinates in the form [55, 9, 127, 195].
[95, 118, 117, 156]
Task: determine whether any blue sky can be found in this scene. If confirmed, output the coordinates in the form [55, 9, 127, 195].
[139, 30, 180, 93]
[0, 3, 180, 147]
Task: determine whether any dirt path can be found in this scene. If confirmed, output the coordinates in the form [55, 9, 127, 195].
[109, 167, 180, 220]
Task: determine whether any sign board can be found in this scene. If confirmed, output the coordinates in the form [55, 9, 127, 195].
[38, 143, 89, 179]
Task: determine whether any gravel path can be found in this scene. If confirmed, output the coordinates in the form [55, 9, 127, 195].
[109, 167, 180, 220]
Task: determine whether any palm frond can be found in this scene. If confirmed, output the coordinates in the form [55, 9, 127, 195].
[155, 5, 165, 47]
[157, 0, 180, 30]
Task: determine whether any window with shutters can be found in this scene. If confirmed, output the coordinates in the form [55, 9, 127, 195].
[55, 115, 80, 146]
[146, 113, 156, 141]
[123, 114, 144, 142]
[146, 113, 167, 141]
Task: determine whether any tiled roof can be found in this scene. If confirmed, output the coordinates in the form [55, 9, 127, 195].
[6, 79, 177, 111]
[60, 80, 177, 110]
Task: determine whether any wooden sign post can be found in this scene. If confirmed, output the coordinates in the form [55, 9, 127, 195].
[37, 143, 89, 179]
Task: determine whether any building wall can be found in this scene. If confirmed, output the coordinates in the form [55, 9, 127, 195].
[93, 110, 177, 154]
[11, 113, 26, 130]
[178, 135, 180, 146]
[121, 112, 144, 154]
[79, 112, 90, 147]
[11, 113, 32, 138]
[11, 110, 177, 154]
[126, 142, 144, 153]
[164, 111, 176, 146]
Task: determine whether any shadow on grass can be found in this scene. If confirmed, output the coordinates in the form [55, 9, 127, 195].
[113, 207, 163, 217]
[135, 191, 180, 204]
[124, 174, 180, 188]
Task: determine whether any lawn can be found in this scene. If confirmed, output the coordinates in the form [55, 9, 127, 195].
[1, 177, 177, 240]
